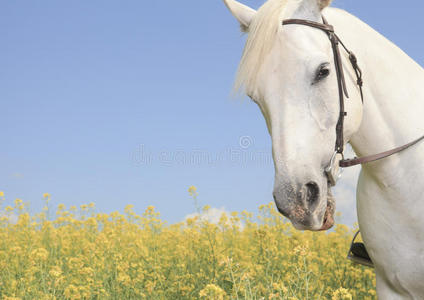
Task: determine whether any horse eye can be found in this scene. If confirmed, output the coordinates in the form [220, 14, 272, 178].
[314, 64, 330, 83]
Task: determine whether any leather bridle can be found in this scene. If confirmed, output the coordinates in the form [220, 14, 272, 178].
[282, 16, 424, 185]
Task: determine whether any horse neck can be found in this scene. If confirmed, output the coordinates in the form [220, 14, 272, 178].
[331, 9, 424, 177]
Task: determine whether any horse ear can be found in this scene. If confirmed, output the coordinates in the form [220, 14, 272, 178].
[223, 0, 257, 32]
[318, 0, 332, 10]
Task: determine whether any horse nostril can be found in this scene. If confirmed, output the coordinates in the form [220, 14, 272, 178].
[305, 182, 320, 207]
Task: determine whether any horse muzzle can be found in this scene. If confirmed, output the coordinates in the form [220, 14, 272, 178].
[273, 179, 334, 231]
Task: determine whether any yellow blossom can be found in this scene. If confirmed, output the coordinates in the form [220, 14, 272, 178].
[125, 204, 134, 213]
[31, 248, 49, 262]
[188, 185, 197, 196]
[199, 284, 226, 300]
[64, 284, 80, 299]
[332, 287, 353, 300]
[49, 266, 62, 278]
[293, 243, 310, 256]
[0, 199, 376, 298]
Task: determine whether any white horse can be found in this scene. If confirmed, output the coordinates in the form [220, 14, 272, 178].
[223, 0, 424, 298]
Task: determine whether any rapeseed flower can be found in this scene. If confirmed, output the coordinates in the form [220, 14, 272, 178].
[0, 193, 376, 299]
[188, 185, 197, 196]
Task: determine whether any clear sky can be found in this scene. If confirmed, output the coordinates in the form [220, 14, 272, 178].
[1, 0, 423, 226]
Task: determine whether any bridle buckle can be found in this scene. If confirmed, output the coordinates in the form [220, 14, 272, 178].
[325, 152, 344, 186]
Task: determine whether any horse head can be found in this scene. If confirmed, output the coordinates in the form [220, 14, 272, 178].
[224, 0, 363, 231]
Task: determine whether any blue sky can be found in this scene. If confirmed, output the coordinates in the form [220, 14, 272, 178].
[1, 0, 423, 225]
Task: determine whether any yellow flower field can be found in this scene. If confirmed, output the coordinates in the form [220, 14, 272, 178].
[0, 191, 376, 299]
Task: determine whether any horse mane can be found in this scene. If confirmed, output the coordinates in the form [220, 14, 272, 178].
[234, 0, 288, 95]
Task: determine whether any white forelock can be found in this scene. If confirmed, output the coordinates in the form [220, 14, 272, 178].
[234, 0, 288, 95]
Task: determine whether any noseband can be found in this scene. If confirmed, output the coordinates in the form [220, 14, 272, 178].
[282, 16, 424, 186]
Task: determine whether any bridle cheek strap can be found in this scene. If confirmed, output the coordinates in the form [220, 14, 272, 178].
[282, 17, 358, 155]
[282, 17, 423, 170]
